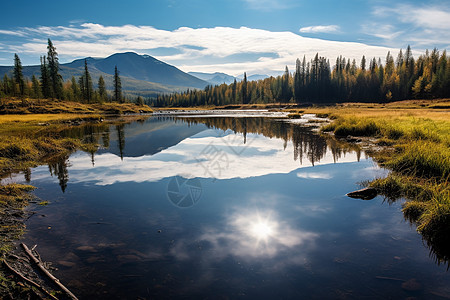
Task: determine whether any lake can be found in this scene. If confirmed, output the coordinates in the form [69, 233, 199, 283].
[9, 113, 450, 299]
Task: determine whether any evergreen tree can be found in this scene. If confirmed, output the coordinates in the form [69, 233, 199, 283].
[71, 76, 80, 101]
[98, 75, 107, 102]
[360, 55, 366, 70]
[136, 96, 144, 106]
[79, 59, 93, 103]
[231, 79, 237, 103]
[31, 75, 41, 99]
[281, 66, 291, 101]
[40, 56, 51, 98]
[13, 54, 25, 96]
[47, 39, 63, 99]
[241, 72, 248, 104]
[294, 58, 301, 102]
[114, 66, 123, 103]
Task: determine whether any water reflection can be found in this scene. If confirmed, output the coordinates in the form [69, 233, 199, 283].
[48, 155, 70, 193]
[173, 208, 318, 261]
[41, 117, 362, 188]
[17, 115, 450, 298]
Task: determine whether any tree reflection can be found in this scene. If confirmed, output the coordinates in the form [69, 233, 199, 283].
[116, 124, 125, 160]
[23, 168, 31, 182]
[48, 155, 69, 193]
[179, 117, 354, 167]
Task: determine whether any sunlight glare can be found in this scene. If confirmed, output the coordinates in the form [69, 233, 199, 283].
[251, 221, 273, 239]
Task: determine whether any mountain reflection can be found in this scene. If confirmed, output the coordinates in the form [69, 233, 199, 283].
[36, 116, 363, 189]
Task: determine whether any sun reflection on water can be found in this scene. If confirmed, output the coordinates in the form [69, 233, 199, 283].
[248, 214, 278, 244]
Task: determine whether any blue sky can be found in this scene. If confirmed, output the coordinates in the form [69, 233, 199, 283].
[1, 0, 449, 75]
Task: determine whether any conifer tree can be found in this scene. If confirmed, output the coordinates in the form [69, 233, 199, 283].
[241, 72, 248, 104]
[31, 75, 41, 99]
[136, 96, 144, 106]
[13, 54, 25, 96]
[40, 56, 51, 98]
[294, 58, 301, 102]
[98, 75, 107, 102]
[71, 76, 80, 101]
[360, 55, 366, 70]
[79, 59, 93, 103]
[114, 66, 123, 103]
[47, 39, 63, 99]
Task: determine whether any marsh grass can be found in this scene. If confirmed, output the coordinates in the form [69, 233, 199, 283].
[317, 101, 450, 263]
[1, 97, 153, 115]
[0, 184, 36, 254]
[386, 142, 450, 179]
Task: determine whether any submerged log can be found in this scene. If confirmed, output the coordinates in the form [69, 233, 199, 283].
[21, 243, 78, 300]
[346, 187, 378, 200]
[2, 259, 58, 300]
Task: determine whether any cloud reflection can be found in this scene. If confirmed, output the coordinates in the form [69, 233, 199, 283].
[29, 130, 362, 185]
[172, 209, 318, 262]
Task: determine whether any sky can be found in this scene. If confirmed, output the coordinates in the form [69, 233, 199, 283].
[1, 0, 450, 76]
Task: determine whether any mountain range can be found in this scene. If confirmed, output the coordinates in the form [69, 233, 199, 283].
[0, 52, 271, 98]
[188, 71, 271, 85]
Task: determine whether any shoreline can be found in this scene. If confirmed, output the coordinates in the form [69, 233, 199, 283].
[0, 99, 448, 297]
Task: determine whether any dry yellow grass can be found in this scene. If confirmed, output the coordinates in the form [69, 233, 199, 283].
[0, 113, 101, 124]
[0, 97, 153, 115]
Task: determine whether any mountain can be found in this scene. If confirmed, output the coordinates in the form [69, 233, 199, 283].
[0, 52, 208, 97]
[236, 74, 270, 81]
[248, 74, 270, 81]
[188, 71, 272, 85]
[67, 52, 207, 88]
[188, 72, 236, 85]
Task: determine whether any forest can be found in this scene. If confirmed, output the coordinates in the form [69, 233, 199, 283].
[1, 43, 449, 107]
[153, 46, 450, 107]
[0, 39, 147, 106]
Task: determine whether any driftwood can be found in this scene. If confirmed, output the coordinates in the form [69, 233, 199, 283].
[21, 243, 78, 300]
[2, 259, 58, 300]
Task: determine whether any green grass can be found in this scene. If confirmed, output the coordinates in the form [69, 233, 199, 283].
[320, 105, 450, 263]
[386, 141, 450, 179]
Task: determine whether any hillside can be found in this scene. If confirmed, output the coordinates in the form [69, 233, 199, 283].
[0, 53, 208, 97]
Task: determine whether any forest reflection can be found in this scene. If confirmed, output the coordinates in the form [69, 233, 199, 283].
[20, 115, 449, 268]
[31, 116, 362, 193]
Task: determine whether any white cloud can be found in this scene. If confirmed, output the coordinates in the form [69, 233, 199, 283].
[3, 23, 397, 75]
[367, 4, 450, 48]
[0, 29, 26, 37]
[299, 25, 340, 34]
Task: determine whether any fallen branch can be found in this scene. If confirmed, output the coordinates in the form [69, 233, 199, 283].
[21, 243, 78, 300]
[2, 259, 58, 300]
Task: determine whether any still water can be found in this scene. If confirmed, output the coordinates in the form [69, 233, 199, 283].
[13, 115, 450, 299]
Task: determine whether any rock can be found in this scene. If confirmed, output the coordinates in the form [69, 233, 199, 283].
[346, 187, 378, 200]
[76, 245, 97, 252]
[401, 279, 422, 292]
[345, 135, 362, 143]
[117, 254, 142, 263]
[58, 260, 76, 268]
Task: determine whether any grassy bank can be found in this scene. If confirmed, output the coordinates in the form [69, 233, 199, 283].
[1, 97, 153, 115]
[0, 101, 153, 297]
[311, 99, 449, 263]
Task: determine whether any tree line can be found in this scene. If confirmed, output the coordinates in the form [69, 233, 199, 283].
[153, 46, 450, 107]
[0, 39, 137, 104]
